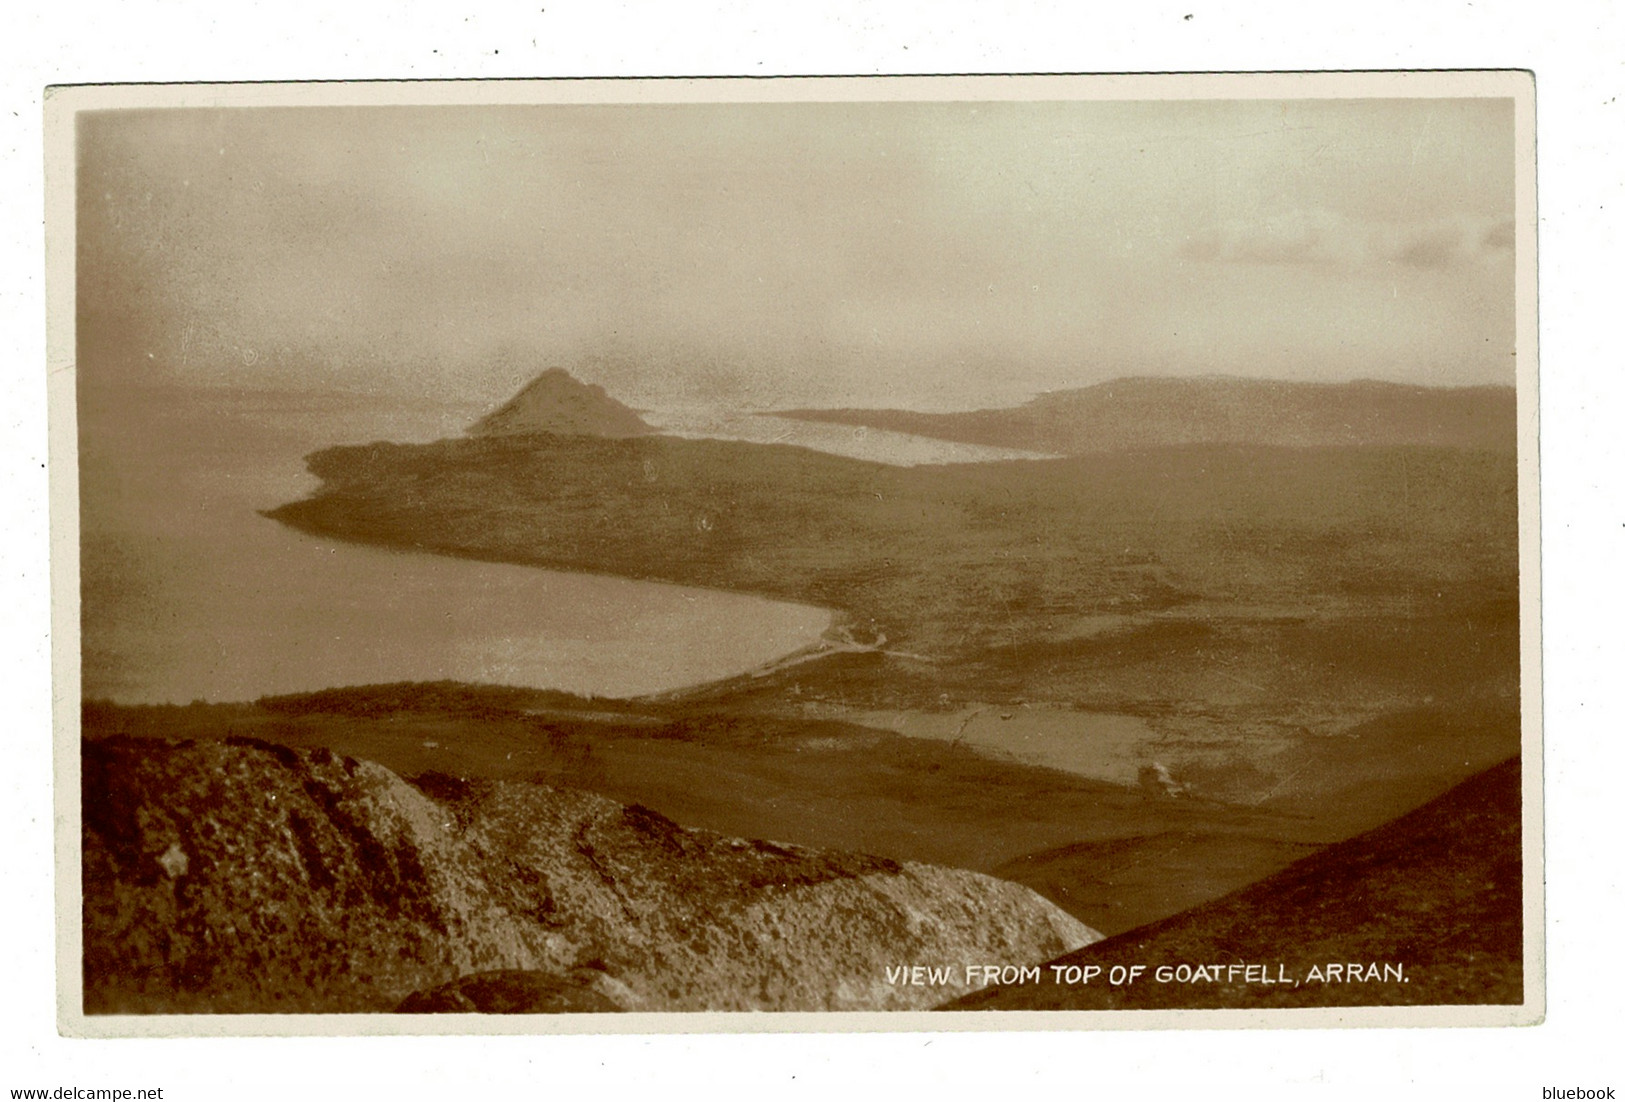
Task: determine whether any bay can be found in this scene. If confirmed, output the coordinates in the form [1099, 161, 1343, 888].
[77, 385, 834, 705]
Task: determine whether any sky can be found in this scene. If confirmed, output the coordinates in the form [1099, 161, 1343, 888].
[76, 96, 1517, 412]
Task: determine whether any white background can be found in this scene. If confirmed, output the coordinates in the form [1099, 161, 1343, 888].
[3, 3, 1620, 1098]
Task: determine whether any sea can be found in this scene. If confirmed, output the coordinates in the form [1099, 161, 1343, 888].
[76, 384, 1035, 705]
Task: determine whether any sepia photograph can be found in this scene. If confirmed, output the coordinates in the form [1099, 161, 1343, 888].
[51, 73, 1538, 1032]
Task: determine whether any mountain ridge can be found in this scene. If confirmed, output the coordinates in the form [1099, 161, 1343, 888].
[775, 376, 1516, 455]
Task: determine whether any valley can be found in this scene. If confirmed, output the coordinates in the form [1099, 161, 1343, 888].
[81, 372, 1525, 1012]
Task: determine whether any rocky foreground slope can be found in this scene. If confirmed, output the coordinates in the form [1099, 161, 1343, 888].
[82, 736, 1097, 1014]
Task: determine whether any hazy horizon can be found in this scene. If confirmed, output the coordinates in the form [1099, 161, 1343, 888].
[78, 98, 1516, 413]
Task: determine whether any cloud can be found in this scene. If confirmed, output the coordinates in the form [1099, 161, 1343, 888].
[1183, 211, 1514, 271]
[1481, 217, 1516, 251]
[1181, 210, 1357, 266]
[1388, 223, 1467, 268]
[77, 101, 1519, 404]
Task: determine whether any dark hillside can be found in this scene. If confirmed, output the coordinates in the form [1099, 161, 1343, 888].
[946, 756, 1524, 1010]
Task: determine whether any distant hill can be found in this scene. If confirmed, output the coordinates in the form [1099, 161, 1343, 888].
[944, 756, 1523, 1011]
[82, 735, 1097, 1013]
[777, 377, 1517, 455]
[469, 368, 653, 438]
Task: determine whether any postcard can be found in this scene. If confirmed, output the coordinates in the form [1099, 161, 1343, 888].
[47, 72, 1540, 1035]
